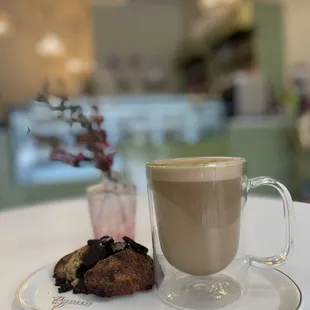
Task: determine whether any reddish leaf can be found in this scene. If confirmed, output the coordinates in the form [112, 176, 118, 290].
[35, 85, 115, 178]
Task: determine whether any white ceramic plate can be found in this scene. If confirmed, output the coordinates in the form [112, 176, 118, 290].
[16, 264, 302, 310]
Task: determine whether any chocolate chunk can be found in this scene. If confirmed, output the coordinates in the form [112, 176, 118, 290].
[100, 247, 109, 260]
[111, 242, 127, 253]
[58, 283, 73, 293]
[100, 236, 114, 245]
[83, 244, 104, 267]
[87, 239, 100, 246]
[122, 236, 148, 254]
[55, 278, 66, 286]
[76, 264, 88, 279]
[73, 279, 89, 295]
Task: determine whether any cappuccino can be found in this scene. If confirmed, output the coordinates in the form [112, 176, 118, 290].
[148, 157, 244, 276]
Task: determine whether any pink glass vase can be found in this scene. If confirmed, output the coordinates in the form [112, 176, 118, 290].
[87, 172, 137, 241]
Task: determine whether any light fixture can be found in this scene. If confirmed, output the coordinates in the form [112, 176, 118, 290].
[91, 0, 129, 7]
[66, 58, 97, 75]
[199, 0, 240, 10]
[200, 0, 219, 9]
[36, 33, 66, 57]
[66, 58, 85, 74]
[0, 12, 12, 37]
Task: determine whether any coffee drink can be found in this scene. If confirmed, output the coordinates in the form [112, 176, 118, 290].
[147, 157, 244, 276]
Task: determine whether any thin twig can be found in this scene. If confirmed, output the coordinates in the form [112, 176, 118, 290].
[33, 79, 114, 178]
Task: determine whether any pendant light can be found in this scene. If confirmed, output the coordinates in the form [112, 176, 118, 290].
[0, 12, 12, 37]
[66, 58, 85, 74]
[199, 0, 241, 11]
[36, 32, 66, 57]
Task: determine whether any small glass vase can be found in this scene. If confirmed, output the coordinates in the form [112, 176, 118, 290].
[87, 172, 137, 241]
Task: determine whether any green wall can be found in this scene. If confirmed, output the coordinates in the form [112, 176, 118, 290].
[254, 1, 284, 94]
[228, 123, 295, 197]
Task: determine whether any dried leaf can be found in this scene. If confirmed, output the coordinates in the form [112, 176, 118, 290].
[34, 78, 114, 178]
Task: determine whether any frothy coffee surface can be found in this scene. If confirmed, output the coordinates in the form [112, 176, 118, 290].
[149, 157, 244, 276]
[148, 157, 244, 183]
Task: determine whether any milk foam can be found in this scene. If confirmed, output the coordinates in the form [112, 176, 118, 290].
[147, 157, 245, 182]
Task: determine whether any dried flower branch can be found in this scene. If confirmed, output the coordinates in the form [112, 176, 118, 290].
[34, 80, 134, 236]
[34, 79, 114, 179]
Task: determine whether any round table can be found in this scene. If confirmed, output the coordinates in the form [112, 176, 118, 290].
[1, 196, 309, 309]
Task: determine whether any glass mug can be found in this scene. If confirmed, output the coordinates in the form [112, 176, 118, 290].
[146, 157, 294, 310]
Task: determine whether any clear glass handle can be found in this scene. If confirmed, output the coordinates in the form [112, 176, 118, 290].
[247, 177, 294, 268]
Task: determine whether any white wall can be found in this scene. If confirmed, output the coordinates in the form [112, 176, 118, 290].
[253, 0, 310, 87]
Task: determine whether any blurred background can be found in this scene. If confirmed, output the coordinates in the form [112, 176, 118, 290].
[0, 0, 309, 210]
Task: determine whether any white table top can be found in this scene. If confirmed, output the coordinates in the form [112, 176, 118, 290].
[1, 196, 308, 309]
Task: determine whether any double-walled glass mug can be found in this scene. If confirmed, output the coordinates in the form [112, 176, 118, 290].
[146, 157, 294, 310]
